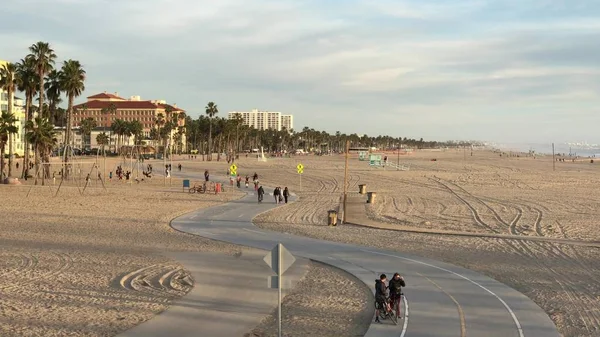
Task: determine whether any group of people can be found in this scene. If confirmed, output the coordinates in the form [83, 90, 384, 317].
[375, 273, 406, 323]
[111, 165, 131, 180]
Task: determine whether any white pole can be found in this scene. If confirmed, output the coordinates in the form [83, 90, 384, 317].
[278, 243, 282, 337]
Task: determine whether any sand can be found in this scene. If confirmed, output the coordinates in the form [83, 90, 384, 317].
[0, 156, 372, 337]
[193, 150, 600, 337]
[246, 261, 372, 337]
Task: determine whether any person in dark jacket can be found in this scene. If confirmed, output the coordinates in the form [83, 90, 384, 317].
[374, 274, 388, 323]
[257, 185, 265, 203]
[273, 187, 280, 204]
[388, 273, 406, 316]
[283, 187, 290, 203]
[204, 170, 209, 182]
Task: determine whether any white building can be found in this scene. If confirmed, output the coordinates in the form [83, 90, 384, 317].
[228, 109, 293, 131]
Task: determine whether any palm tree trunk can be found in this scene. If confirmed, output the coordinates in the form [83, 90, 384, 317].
[39, 70, 45, 120]
[22, 93, 32, 179]
[0, 144, 5, 181]
[208, 119, 212, 161]
[64, 94, 74, 179]
[33, 145, 40, 185]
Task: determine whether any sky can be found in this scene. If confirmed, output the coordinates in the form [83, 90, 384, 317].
[1, 0, 600, 143]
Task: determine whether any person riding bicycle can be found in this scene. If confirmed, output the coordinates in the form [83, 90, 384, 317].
[388, 273, 405, 315]
[374, 273, 388, 323]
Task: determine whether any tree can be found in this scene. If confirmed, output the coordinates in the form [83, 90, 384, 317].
[25, 116, 56, 185]
[0, 62, 18, 178]
[101, 103, 116, 152]
[0, 112, 18, 181]
[80, 117, 97, 149]
[16, 56, 38, 179]
[96, 132, 109, 155]
[205, 102, 218, 161]
[44, 69, 62, 125]
[128, 120, 143, 145]
[28, 42, 56, 120]
[59, 59, 86, 176]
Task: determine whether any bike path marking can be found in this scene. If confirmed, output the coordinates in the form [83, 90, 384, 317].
[362, 249, 524, 337]
[418, 272, 466, 337]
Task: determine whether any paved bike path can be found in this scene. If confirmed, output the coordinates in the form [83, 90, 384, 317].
[169, 181, 559, 337]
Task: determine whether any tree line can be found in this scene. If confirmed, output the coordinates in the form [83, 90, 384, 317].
[184, 103, 480, 161]
[0, 41, 85, 183]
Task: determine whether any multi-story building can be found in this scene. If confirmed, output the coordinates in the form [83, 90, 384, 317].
[1, 59, 28, 156]
[72, 92, 186, 150]
[228, 109, 293, 131]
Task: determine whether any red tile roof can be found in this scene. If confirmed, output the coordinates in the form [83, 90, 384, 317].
[87, 92, 126, 100]
[159, 104, 184, 112]
[74, 100, 186, 112]
[74, 100, 161, 110]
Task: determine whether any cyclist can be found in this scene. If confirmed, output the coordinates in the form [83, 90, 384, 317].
[374, 273, 388, 323]
[389, 273, 405, 317]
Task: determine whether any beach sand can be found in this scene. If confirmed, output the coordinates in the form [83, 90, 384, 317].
[0, 156, 373, 337]
[197, 150, 600, 337]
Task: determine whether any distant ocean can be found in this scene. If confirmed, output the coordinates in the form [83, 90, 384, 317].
[490, 142, 600, 157]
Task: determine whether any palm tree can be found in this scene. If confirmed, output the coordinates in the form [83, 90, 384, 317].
[16, 57, 38, 179]
[25, 116, 56, 185]
[28, 42, 56, 120]
[0, 112, 19, 181]
[111, 119, 125, 153]
[129, 120, 143, 145]
[44, 69, 62, 125]
[0, 62, 18, 178]
[59, 59, 86, 177]
[100, 103, 117, 152]
[205, 102, 218, 161]
[96, 132, 109, 155]
[80, 117, 97, 149]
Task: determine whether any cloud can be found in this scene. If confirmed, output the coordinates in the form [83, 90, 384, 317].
[1, 0, 600, 143]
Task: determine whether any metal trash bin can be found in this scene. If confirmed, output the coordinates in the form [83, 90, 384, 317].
[358, 184, 367, 194]
[328, 210, 338, 226]
[367, 192, 377, 204]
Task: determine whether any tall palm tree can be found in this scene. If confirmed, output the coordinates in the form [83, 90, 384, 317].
[16, 56, 38, 179]
[44, 69, 62, 125]
[101, 103, 117, 152]
[205, 102, 218, 161]
[0, 112, 19, 181]
[59, 59, 86, 176]
[28, 42, 56, 120]
[96, 132, 109, 156]
[0, 62, 18, 178]
[25, 116, 56, 185]
[80, 117, 97, 149]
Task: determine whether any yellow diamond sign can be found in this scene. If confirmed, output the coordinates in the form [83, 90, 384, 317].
[297, 163, 304, 174]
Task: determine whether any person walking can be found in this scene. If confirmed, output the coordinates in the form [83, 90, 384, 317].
[273, 187, 280, 204]
[236, 174, 241, 188]
[245, 175, 250, 188]
[283, 187, 290, 204]
[204, 170, 209, 182]
[257, 185, 265, 203]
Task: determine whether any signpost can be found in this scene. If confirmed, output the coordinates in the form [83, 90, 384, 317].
[297, 163, 304, 191]
[264, 243, 296, 337]
[229, 163, 237, 176]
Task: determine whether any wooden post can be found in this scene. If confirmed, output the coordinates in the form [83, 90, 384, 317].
[397, 142, 400, 171]
[552, 143, 555, 171]
[342, 140, 350, 224]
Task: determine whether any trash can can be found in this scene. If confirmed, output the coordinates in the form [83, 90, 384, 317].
[328, 210, 338, 226]
[358, 184, 367, 194]
[367, 192, 377, 204]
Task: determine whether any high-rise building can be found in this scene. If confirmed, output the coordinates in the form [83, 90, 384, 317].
[228, 109, 293, 131]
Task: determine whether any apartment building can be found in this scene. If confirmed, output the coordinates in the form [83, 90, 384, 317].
[228, 109, 293, 131]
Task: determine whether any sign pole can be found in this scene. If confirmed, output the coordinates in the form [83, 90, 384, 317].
[552, 143, 556, 171]
[342, 140, 349, 224]
[299, 172, 302, 192]
[278, 243, 282, 337]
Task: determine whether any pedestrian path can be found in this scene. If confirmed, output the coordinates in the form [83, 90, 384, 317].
[117, 250, 309, 337]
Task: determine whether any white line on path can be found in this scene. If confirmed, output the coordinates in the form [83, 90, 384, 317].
[238, 214, 244, 218]
[362, 249, 524, 337]
[242, 228, 264, 235]
[400, 296, 409, 337]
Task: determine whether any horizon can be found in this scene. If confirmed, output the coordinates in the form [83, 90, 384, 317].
[2, 0, 600, 144]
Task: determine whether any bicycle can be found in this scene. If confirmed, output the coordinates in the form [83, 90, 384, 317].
[374, 296, 398, 325]
[189, 182, 208, 194]
[390, 292, 403, 319]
